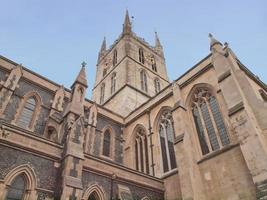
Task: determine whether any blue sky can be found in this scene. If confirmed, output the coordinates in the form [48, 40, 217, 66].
[0, 0, 266, 98]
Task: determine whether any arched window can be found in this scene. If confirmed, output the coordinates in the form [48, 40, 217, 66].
[135, 127, 149, 174]
[154, 78, 160, 94]
[47, 126, 58, 142]
[158, 110, 177, 173]
[139, 48, 145, 64]
[191, 88, 230, 155]
[111, 73, 116, 94]
[140, 70, 148, 92]
[113, 50, 117, 66]
[102, 130, 111, 157]
[100, 83, 105, 104]
[6, 174, 26, 200]
[17, 97, 36, 129]
[151, 56, 157, 72]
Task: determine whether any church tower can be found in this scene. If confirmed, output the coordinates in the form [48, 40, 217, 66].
[92, 10, 169, 116]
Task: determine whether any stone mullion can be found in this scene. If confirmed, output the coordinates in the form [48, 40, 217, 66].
[196, 103, 212, 153]
[136, 137, 141, 172]
[141, 135, 147, 174]
[163, 124, 171, 171]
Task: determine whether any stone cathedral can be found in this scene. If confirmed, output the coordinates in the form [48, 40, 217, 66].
[0, 10, 267, 200]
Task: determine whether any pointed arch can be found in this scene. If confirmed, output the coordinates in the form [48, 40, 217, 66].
[101, 126, 115, 159]
[141, 197, 151, 200]
[2, 164, 37, 199]
[132, 124, 150, 174]
[139, 48, 145, 64]
[153, 106, 177, 173]
[82, 184, 106, 200]
[15, 91, 42, 130]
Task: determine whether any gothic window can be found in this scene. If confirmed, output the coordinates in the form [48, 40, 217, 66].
[102, 130, 111, 157]
[113, 50, 117, 66]
[139, 48, 145, 64]
[100, 83, 105, 104]
[103, 68, 107, 77]
[47, 126, 58, 142]
[135, 127, 149, 174]
[17, 97, 36, 129]
[151, 56, 157, 72]
[140, 70, 148, 92]
[154, 78, 160, 94]
[111, 73, 116, 94]
[191, 88, 230, 155]
[158, 110, 177, 173]
[5, 175, 26, 200]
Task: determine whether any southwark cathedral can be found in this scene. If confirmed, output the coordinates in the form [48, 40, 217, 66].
[0, 11, 267, 200]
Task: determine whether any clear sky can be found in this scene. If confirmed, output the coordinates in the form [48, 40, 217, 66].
[0, 0, 266, 98]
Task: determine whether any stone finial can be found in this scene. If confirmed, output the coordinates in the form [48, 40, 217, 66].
[123, 9, 132, 34]
[71, 62, 88, 89]
[209, 33, 222, 51]
[155, 31, 162, 48]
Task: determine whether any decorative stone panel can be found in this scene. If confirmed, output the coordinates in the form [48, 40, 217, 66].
[3, 95, 21, 122]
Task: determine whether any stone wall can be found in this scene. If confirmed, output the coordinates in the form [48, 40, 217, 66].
[0, 145, 58, 195]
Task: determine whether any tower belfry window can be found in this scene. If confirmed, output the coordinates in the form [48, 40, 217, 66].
[140, 70, 148, 92]
[151, 56, 157, 72]
[113, 50, 117, 66]
[100, 83, 105, 104]
[154, 78, 160, 94]
[111, 73, 116, 94]
[139, 48, 145, 64]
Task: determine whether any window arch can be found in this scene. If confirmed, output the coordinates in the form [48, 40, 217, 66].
[3, 164, 37, 200]
[113, 50, 117, 66]
[82, 184, 106, 200]
[140, 70, 148, 92]
[158, 110, 177, 173]
[151, 56, 157, 72]
[16, 93, 41, 130]
[139, 48, 145, 64]
[47, 126, 58, 142]
[100, 83, 105, 104]
[102, 129, 111, 157]
[134, 126, 149, 174]
[111, 73, 116, 95]
[191, 87, 230, 155]
[154, 78, 160, 94]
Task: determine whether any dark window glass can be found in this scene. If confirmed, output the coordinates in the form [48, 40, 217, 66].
[151, 57, 157, 72]
[140, 71, 148, 92]
[200, 102, 220, 151]
[144, 136, 149, 174]
[209, 97, 230, 146]
[140, 138, 144, 172]
[102, 130, 111, 157]
[192, 106, 210, 155]
[17, 97, 36, 129]
[88, 191, 100, 200]
[139, 48, 145, 64]
[113, 50, 117, 66]
[6, 175, 25, 200]
[135, 140, 139, 171]
[159, 125, 169, 172]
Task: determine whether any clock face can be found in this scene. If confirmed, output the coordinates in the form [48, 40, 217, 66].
[104, 57, 113, 69]
[144, 54, 155, 65]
